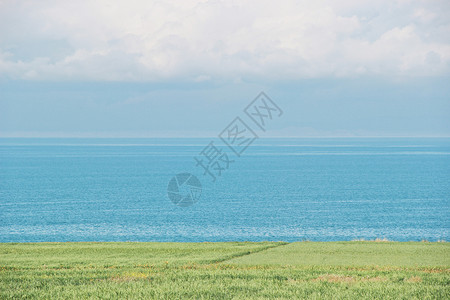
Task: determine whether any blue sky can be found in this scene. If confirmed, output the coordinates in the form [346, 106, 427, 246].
[0, 0, 449, 137]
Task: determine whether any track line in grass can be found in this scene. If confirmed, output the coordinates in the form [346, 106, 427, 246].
[211, 242, 290, 264]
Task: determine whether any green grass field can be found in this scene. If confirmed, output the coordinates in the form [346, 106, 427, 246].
[0, 241, 448, 299]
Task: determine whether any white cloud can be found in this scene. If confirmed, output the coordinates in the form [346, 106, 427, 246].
[0, 0, 449, 81]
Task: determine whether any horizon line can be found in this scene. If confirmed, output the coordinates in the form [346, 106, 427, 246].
[1, 135, 449, 139]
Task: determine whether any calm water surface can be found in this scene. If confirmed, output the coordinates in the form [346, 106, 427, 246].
[0, 138, 449, 242]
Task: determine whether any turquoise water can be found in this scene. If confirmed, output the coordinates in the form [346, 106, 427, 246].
[0, 138, 449, 242]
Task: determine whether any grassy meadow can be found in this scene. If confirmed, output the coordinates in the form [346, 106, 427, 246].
[0, 241, 449, 299]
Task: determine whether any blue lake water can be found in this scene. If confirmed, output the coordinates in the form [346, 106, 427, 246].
[0, 138, 449, 242]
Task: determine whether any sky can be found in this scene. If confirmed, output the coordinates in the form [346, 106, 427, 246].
[0, 0, 449, 137]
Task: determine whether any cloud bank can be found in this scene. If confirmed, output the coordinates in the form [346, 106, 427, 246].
[0, 0, 449, 81]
